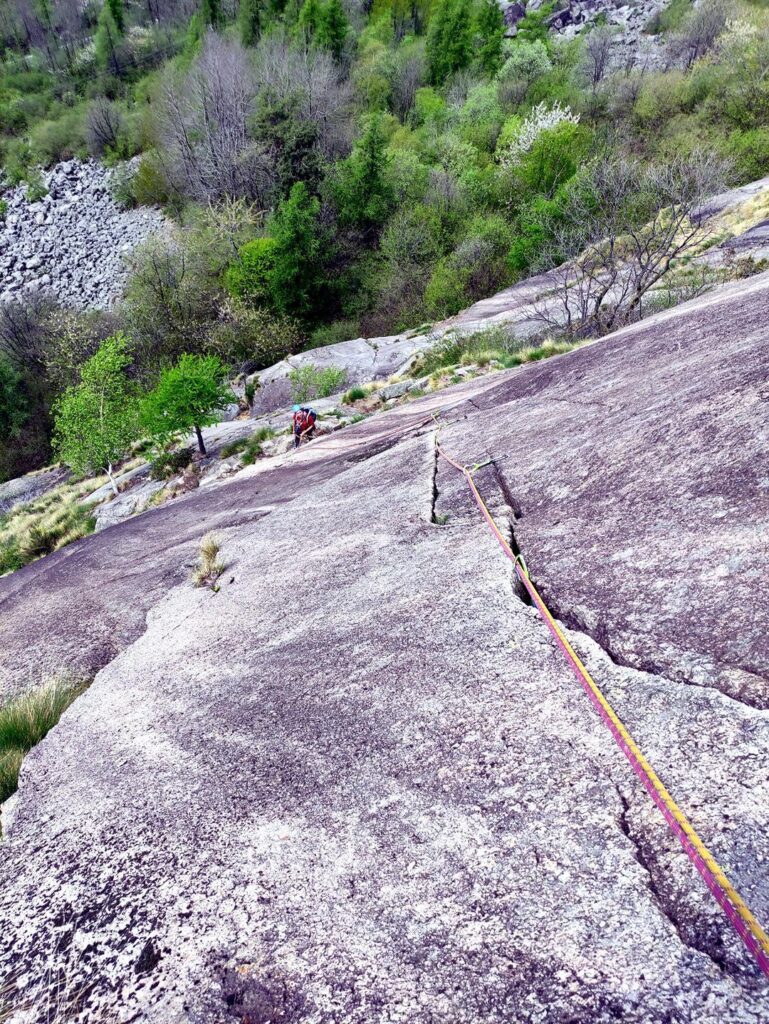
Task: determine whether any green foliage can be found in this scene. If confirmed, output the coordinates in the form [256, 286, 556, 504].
[297, 0, 323, 41]
[29, 108, 87, 165]
[239, 0, 263, 45]
[131, 154, 172, 207]
[333, 113, 395, 229]
[94, 2, 124, 73]
[269, 182, 327, 319]
[107, 0, 126, 34]
[252, 97, 323, 198]
[475, 0, 505, 74]
[724, 127, 769, 180]
[289, 364, 348, 402]
[0, 679, 88, 807]
[343, 385, 367, 402]
[510, 120, 592, 201]
[53, 334, 139, 482]
[149, 445, 193, 479]
[457, 83, 503, 152]
[645, 0, 693, 35]
[140, 354, 234, 453]
[426, 0, 473, 84]
[214, 301, 302, 369]
[202, 0, 223, 28]
[317, 0, 349, 60]
[0, 355, 27, 445]
[513, 4, 553, 44]
[497, 39, 552, 87]
[24, 170, 48, 202]
[412, 86, 447, 126]
[225, 238, 277, 302]
[309, 318, 362, 347]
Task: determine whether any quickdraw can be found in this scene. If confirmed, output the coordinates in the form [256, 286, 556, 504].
[435, 438, 769, 979]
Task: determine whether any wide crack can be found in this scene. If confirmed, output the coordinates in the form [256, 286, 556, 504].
[458, 456, 762, 986]
[613, 784, 738, 979]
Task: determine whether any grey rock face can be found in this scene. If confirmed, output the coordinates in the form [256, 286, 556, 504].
[515, 0, 669, 67]
[0, 159, 166, 310]
[249, 334, 429, 414]
[0, 272, 768, 1020]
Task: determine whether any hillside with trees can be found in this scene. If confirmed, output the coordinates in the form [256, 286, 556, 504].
[1, 0, 769, 481]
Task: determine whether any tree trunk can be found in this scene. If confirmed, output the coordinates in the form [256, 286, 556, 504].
[106, 463, 119, 497]
[194, 424, 207, 455]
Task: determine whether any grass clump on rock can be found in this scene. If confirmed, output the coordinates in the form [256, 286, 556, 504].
[221, 426, 275, 465]
[149, 446, 193, 481]
[0, 678, 89, 807]
[193, 532, 225, 590]
[414, 327, 577, 377]
[0, 482, 99, 577]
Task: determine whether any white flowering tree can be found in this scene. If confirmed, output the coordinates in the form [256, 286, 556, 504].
[498, 102, 581, 169]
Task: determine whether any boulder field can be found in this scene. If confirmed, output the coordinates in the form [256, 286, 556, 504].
[0, 272, 768, 1022]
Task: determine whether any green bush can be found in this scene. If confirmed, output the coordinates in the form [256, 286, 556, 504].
[424, 259, 470, 318]
[645, 0, 693, 35]
[132, 153, 172, 207]
[633, 71, 688, 129]
[24, 170, 49, 203]
[309, 319, 361, 347]
[225, 238, 277, 302]
[149, 446, 193, 480]
[724, 128, 769, 181]
[343, 385, 368, 403]
[289, 365, 348, 403]
[457, 83, 503, 153]
[109, 163, 137, 208]
[28, 108, 87, 165]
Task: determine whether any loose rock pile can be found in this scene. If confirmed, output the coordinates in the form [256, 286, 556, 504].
[502, 0, 668, 68]
[0, 160, 166, 310]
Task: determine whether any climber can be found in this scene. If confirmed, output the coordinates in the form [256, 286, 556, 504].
[292, 404, 317, 448]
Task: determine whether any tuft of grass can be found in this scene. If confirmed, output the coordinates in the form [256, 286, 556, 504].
[222, 426, 275, 464]
[499, 339, 577, 367]
[0, 490, 97, 577]
[220, 437, 249, 458]
[343, 385, 368, 403]
[193, 532, 225, 590]
[0, 677, 89, 808]
[412, 326, 530, 376]
[242, 426, 275, 465]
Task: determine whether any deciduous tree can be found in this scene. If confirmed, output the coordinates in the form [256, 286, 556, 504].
[141, 354, 234, 455]
[53, 334, 139, 494]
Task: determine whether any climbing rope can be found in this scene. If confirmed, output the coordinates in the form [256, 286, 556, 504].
[435, 439, 769, 979]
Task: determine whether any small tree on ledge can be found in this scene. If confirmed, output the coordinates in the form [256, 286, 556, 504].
[53, 333, 139, 495]
[141, 354, 234, 456]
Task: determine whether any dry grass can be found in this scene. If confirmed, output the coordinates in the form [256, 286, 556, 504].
[0, 677, 89, 808]
[0, 477, 102, 577]
[193, 532, 225, 590]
